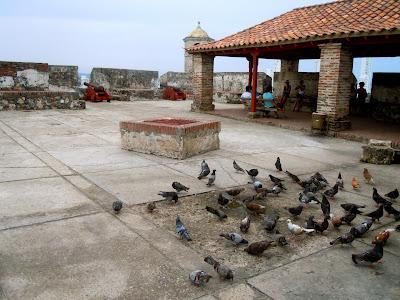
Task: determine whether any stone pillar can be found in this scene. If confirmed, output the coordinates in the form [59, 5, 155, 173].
[191, 53, 214, 112]
[317, 43, 353, 131]
[280, 59, 299, 73]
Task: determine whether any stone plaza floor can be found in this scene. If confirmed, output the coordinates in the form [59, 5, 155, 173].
[0, 100, 399, 299]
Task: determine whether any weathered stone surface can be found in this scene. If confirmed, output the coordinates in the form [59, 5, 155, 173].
[361, 144, 395, 164]
[0, 91, 85, 111]
[49, 65, 79, 92]
[120, 118, 220, 159]
[247, 242, 400, 300]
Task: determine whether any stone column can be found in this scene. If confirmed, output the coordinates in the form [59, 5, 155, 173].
[191, 53, 215, 112]
[280, 59, 299, 73]
[317, 43, 353, 131]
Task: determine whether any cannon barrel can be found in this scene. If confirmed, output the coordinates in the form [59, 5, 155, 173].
[84, 82, 94, 87]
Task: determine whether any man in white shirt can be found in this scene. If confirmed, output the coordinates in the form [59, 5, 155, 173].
[240, 85, 252, 108]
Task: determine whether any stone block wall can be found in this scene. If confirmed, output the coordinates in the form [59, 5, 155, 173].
[0, 61, 49, 90]
[160, 71, 271, 104]
[160, 72, 193, 96]
[371, 72, 400, 123]
[91, 68, 159, 91]
[49, 65, 79, 92]
[0, 91, 85, 111]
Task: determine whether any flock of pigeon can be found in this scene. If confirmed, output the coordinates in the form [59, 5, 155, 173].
[111, 158, 399, 287]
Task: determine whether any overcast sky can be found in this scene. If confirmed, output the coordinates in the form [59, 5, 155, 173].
[0, 0, 398, 80]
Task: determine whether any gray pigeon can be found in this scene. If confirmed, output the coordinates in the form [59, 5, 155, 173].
[321, 195, 331, 218]
[172, 181, 189, 192]
[298, 192, 320, 205]
[233, 160, 245, 173]
[207, 170, 216, 186]
[263, 214, 279, 232]
[176, 216, 192, 241]
[246, 169, 259, 179]
[204, 256, 233, 280]
[323, 183, 339, 199]
[189, 270, 212, 286]
[220, 232, 248, 245]
[158, 191, 178, 203]
[352, 218, 374, 238]
[198, 160, 210, 179]
[112, 200, 123, 213]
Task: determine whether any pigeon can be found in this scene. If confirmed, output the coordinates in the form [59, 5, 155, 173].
[303, 182, 318, 194]
[321, 195, 331, 218]
[112, 200, 123, 213]
[218, 192, 233, 207]
[305, 215, 316, 229]
[240, 215, 251, 233]
[364, 204, 384, 222]
[352, 240, 383, 265]
[172, 181, 189, 192]
[270, 185, 283, 195]
[225, 187, 245, 197]
[147, 202, 156, 212]
[158, 191, 178, 203]
[233, 160, 245, 173]
[251, 181, 263, 189]
[245, 202, 266, 214]
[284, 205, 303, 218]
[340, 211, 357, 225]
[314, 216, 330, 233]
[275, 157, 282, 171]
[341, 203, 365, 214]
[311, 172, 329, 184]
[274, 231, 289, 246]
[352, 177, 360, 190]
[373, 188, 391, 206]
[337, 172, 344, 190]
[176, 216, 192, 241]
[385, 188, 399, 200]
[269, 174, 284, 184]
[372, 229, 396, 245]
[263, 214, 279, 232]
[206, 206, 227, 220]
[198, 160, 210, 179]
[383, 202, 400, 220]
[285, 170, 301, 183]
[244, 240, 273, 255]
[206, 170, 216, 186]
[204, 256, 233, 280]
[363, 168, 374, 184]
[330, 227, 357, 246]
[352, 218, 374, 238]
[396, 224, 400, 232]
[189, 270, 212, 286]
[246, 169, 259, 178]
[220, 232, 248, 245]
[287, 219, 315, 235]
[323, 183, 339, 200]
[274, 181, 287, 190]
[298, 192, 320, 205]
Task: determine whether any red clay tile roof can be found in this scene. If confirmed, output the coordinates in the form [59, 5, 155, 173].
[188, 0, 400, 52]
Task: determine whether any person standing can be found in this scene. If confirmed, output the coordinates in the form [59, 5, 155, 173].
[282, 80, 291, 104]
[293, 80, 306, 112]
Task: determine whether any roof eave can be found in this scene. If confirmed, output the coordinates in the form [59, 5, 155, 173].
[186, 29, 400, 54]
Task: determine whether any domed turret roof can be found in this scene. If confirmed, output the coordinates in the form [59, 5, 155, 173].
[186, 22, 210, 38]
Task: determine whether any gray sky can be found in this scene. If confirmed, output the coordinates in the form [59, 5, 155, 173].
[0, 0, 398, 79]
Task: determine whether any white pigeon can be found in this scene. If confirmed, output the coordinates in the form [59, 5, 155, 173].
[287, 219, 315, 235]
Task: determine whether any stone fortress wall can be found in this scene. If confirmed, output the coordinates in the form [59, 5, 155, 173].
[0, 61, 84, 111]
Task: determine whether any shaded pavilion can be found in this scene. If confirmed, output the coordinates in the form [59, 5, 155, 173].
[187, 0, 400, 131]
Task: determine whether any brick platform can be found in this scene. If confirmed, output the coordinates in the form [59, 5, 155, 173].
[120, 118, 220, 159]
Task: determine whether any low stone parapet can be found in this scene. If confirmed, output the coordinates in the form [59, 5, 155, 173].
[0, 91, 85, 111]
[120, 118, 220, 159]
[361, 139, 395, 165]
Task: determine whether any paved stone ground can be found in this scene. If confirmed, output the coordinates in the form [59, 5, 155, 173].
[0, 100, 399, 300]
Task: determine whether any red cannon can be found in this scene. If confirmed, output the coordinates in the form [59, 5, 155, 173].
[82, 82, 111, 102]
[162, 86, 186, 101]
